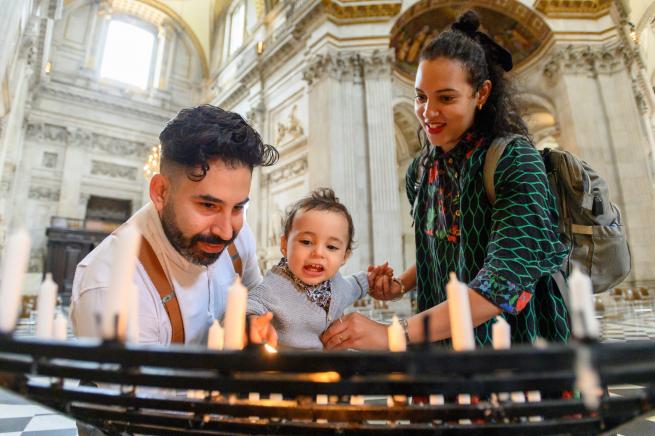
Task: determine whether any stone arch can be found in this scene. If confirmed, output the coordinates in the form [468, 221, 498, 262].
[518, 92, 563, 150]
[389, 0, 553, 80]
[64, 0, 208, 77]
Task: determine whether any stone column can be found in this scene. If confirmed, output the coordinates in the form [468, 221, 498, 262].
[303, 49, 372, 273]
[362, 50, 403, 268]
[57, 129, 87, 219]
[543, 42, 655, 286]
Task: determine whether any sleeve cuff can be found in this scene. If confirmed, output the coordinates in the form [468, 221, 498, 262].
[469, 268, 533, 315]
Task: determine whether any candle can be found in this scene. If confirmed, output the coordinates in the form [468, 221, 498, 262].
[350, 395, 364, 405]
[387, 315, 406, 352]
[527, 390, 543, 422]
[568, 268, 600, 339]
[269, 393, 283, 401]
[126, 283, 139, 343]
[104, 222, 141, 340]
[492, 316, 511, 350]
[35, 273, 58, 338]
[446, 272, 475, 351]
[53, 310, 68, 340]
[316, 394, 328, 423]
[0, 229, 31, 333]
[207, 320, 224, 350]
[223, 276, 247, 350]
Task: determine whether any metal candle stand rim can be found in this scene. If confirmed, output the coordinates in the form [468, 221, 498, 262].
[1, 335, 655, 434]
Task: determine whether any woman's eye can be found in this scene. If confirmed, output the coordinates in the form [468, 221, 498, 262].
[440, 95, 454, 103]
[415, 95, 426, 103]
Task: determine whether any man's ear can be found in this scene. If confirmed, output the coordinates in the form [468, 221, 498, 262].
[280, 235, 287, 257]
[149, 174, 169, 212]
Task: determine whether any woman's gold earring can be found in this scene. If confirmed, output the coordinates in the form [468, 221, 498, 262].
[477, 103, 483, 110]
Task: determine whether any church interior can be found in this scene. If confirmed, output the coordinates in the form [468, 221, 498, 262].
[1, 0, 655, 434]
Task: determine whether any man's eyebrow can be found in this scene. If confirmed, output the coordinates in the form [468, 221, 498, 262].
[193, 195, 250, 206]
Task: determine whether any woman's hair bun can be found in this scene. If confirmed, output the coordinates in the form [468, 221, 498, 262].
[451, 10, 480, 36]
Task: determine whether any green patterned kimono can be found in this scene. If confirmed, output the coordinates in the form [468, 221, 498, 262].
[406, 132, 570, 346]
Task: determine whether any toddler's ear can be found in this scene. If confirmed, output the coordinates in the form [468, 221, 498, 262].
[280, 235, 287, 257]
[342, 249, 352, 265]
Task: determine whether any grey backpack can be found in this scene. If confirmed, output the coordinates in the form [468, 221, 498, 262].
[484, 135, 631, 295]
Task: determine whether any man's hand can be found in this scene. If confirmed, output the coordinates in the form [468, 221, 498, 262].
[248, 312, 278, 347]
[320, 312, 388, 350]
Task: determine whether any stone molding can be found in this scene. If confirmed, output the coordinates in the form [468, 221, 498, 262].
[543, 43, 626, 79]
[42, 152, 58, 169]
[266, 157, 308, 183]
[534, 0, 611, 17]
[28, 185, 60, 201]
[321, 0, 401, 22]
[25, 121, 149, 159]
[302, 50, 393, 86]
[90, 161, 139, 181]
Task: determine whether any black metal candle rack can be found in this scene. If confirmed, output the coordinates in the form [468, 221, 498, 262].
[1, 335, 654, 435]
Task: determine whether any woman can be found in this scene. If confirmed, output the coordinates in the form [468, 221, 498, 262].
[321, 10, 569, 350]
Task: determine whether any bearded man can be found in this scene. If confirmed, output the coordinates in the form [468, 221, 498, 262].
[70, 105, 278, 345]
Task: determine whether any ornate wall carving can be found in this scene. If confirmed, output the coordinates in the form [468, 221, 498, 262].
[90, 161, 138, 181]
[543, 43, 626, 79]
[266, 157, 308, 183]
[534, 0, 611, 17]
[302, 51, 362, 86]
[41, 152, 58, 169]
[361, 50, 393, 80]
[274, 105, 304, 145]
[28, 185, 60, 201]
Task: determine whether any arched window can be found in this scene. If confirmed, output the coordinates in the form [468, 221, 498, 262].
[100, 19, 156, 89]
[227, 1, 246, 56]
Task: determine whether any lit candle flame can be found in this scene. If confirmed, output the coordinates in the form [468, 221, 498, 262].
[264, 343, 277, 354]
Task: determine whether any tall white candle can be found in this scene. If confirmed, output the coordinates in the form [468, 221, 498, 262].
[53, 310, 68, 340]
[0, 229, 31, 333]
[126, 283, 140, 343]
[103, 222, 141, 341]
[446, 272, 475, 351]
[223, 276, 247, 350]
[492, 316, 511, 350]
[207, 320, 224, 350]
[568, 268, 599, 339]
[387, 315, 406, 352]
[35, 273, 58, 338]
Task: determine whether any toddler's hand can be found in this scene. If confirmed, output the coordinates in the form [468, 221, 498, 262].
[248, 312, 278, 347]
[367, 262, 393, 288]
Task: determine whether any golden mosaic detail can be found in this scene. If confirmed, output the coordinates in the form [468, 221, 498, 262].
[534, 0, 612, 17]
[322, 0, 401, 21]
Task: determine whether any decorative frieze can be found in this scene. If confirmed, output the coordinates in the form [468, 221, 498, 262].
[275, 105, 304, 145]
[90, 161, 138, 181]
[302, 51, 361, 86]
[25, 121, 149, 158]
[28, 185, 60, 201]
[266, 158, 308, 183]
[534, 0, 611, 17]
[543, 43, 626, 79]
[42, 152, 58, 169]
[321, 0, 401, 22]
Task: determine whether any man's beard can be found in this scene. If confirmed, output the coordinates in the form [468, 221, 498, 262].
[160, 201, 236, 266]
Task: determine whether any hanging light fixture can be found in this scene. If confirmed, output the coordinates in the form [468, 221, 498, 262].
[143, 144, 161, 180]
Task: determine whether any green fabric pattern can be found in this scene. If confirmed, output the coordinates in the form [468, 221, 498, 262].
[406, 134, 570, 346]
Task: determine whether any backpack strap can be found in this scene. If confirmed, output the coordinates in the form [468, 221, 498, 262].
[138, 237, 185, 344]
[227, 242, 243, 277]
[483, 134, 521, 205]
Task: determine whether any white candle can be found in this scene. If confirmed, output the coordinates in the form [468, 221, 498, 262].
[446, 272, 475, 351]
[316, 394, 328, 423]
[350, 395, 364, 405]
[126, 283, 140, 343]
[35, 273, 58, 339]
[568, 268, 600, 339]
[387, 315, 406, 352]
[457, 394, 472, 424]
[0, 229, 31, 333]
[270, 393, 283, 401]
[527, 390, 543, 422]
[53, 310, 68, 340]
[207, 320, 224, 350]
[492, 316, 511, 350]
[223, 276, 247, 350]
[429, 394, 444, 405]
[104, 222, 141, 341]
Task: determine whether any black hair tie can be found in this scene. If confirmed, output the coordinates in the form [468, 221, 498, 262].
[451, 22, 513, 72]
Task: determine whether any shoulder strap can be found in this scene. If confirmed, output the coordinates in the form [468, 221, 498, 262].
[227, 242, 243, 277]
[483, 134, 521, 205]
[138, 237, 185, 344]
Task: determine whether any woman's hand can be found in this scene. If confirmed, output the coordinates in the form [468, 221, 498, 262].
[320, 312, 389, 350]
[248, 313, 278, 347]
[367, 263, 404, 300]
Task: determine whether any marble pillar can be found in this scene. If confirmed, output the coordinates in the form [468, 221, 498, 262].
[57, 129, 86, 219]
[543, 42, 655, 285]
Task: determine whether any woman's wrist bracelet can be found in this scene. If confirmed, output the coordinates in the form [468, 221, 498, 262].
[391, 277, 406, 299]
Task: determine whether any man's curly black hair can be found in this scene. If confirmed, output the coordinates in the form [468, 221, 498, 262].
[159, 105, 279, 181]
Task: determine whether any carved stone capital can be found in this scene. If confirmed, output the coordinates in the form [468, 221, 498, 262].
[361, 49, 393, 80]
[28, 185, 60, 201]
[543, 43, 626, 79]
[302, 51, 361, 86]
[266, 157, 308, 183]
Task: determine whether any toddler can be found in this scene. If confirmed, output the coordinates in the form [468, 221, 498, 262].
[247, 188, 379, 349]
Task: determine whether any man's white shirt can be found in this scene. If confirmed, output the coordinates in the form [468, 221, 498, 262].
[70, 203, 262, 345]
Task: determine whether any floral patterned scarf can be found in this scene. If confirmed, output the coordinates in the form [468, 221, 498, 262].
[423, 130, 488, 243]
[272, 257, 332, 312]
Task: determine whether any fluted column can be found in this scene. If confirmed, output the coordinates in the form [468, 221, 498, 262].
[543, 42, 655, 285]
[57, 129, 87, 218]
[362, 50, 403, 268]
[303, 50, 372, 272]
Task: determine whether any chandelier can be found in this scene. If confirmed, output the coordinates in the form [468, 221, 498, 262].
[143, 144, 161, 180]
